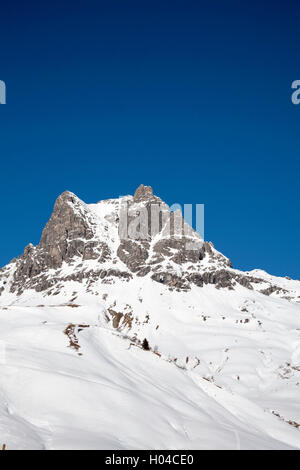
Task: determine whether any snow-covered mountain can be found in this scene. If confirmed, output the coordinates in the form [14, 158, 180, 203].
[0, 184, 300, 449]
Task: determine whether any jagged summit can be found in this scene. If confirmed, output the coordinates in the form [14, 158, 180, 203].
[40, 191, 92, 250]
[0, 185, 298, 302]
[133, 184, 155, 202]
[57, 190, 78, 200]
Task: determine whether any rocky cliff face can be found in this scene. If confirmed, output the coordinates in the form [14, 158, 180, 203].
[39, 191, 96, 266]
[0, 185, 295, 300]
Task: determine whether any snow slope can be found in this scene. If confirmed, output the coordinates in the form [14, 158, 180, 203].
[0, 280, 300, 449]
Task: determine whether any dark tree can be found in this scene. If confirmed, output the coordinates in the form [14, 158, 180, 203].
[142, 338, 150, 351]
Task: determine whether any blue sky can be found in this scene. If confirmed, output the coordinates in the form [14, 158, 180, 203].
[0, 0, 300, 278]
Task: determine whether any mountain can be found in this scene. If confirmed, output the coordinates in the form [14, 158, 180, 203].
[0, 184, 300, 450]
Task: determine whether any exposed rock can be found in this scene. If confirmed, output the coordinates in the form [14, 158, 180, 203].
[133, 184, 156, 203]
[40, 191, 97, 268]
[260, 285, 287, 296]
[117, 240, 149, 273]
[0, 184, 293, 298]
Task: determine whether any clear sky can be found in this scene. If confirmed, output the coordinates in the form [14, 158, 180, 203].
[0, 1, 300, 279]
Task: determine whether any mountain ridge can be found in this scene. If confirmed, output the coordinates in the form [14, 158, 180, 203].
[0, 184, 298, 301]
[0, 185, 300, 449]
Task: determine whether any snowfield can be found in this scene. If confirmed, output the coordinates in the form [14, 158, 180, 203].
[0, 279, 300, 450]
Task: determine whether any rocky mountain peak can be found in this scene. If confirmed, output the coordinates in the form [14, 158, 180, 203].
[1, 188, 300, 452]
[39, 190, 92, 249]
[1, 185, 294, 299]
[0, 187, 299, 452]
[133, 184, 156, 203]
